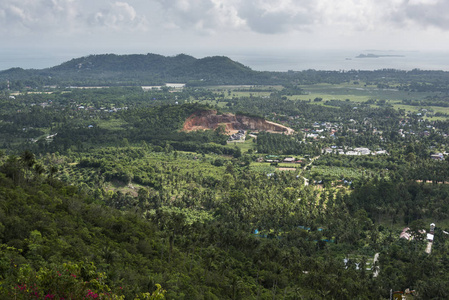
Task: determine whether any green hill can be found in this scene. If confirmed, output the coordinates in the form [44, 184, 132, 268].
[0, 53, 275, 87]
[50, 53, 197, 73]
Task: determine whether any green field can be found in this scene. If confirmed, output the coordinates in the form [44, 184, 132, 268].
[297, 83, 437, 102]
[191, 84, 449, 122]
[96, 118, 128, 130]
[307, 165, 377, 181]
[227, 137, 257, 153]
[249, 162, 276, 173]
[284, 83, 449, 120]
[205, 85, 283, 99]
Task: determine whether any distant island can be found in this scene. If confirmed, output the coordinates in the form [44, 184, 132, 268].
[356, 53, 405, 58]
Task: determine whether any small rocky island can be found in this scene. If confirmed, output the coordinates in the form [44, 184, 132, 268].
[356, 53, 405, 58]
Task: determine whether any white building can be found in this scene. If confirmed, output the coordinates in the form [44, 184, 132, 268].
[354, 147, 371, 155]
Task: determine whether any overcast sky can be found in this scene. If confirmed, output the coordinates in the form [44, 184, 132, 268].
[1, 0, 449, 62]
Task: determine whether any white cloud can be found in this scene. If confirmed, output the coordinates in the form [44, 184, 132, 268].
[408, 0, 439, 4]
[2, 0, 449, 37]
[236, 0, 316, 34]
[154, 0, 449, 34]
[88, 2, 147, 31]
[155, 0, 317, 34]
[0, 0, 149, 36]
[0, 0, 82, 34]
[398, 0, 449, 29]
[154, 0, 245, 34]
[1, 0, 449, 53]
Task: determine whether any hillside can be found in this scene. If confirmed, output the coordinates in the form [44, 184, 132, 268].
[50, 53, 197, 73]
[0, 53, 277, 87]
[0, 150, 381, 299]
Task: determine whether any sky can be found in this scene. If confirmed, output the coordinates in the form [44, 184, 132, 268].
[1, 0, 449, 69]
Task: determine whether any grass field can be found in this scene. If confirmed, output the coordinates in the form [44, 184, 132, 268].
[292, 83, 449, 120]
[227, 91, 272, 98]
[249, 162, 276, 174]
[205, 85, 283, 99]
[96, 118, 128, 131]
[190, 99, 228, 108]
[197, 84, 448, 121]
[296, 83, 437, 102]
[227, 137, 257, 153]
[307, 165, 376, 181]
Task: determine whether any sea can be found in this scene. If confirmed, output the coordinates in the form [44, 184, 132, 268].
[228, 50, 449, 72]
[1, 49, 449, 72]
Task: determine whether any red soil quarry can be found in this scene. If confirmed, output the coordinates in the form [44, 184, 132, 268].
[182, 110, 294, 135]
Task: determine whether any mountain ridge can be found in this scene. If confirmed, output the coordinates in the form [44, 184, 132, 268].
[0, 53, 274, 86]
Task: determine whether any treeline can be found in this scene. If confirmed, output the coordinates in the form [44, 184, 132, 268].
[256, 132, 319, 155]
[4, 54, 449, 89]
[403, 97, 449, 107]
[349, 177, 449, 224]
[314, 154, 404, 171]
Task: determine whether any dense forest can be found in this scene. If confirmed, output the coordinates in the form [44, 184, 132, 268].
[2, 54, 449, 299]
[3, 147, 449, 299]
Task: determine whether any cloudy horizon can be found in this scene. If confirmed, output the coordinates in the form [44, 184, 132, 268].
[1, 0, 449, 70]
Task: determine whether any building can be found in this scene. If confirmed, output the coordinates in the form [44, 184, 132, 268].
[142, 86, 162, 91]
[166, 83, 186, 91]
[283, 157, 296, 163]
[354, 147, 371, 155]
[323, 147, 333, 154]
[430, 153, 444, 161]
[400, 227, 411, 240]
[346, 151, 360, 156]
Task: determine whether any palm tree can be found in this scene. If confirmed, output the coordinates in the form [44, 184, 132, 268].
[49, 165, 58, 178]
[20, 150, 36, 182]
[20, 150, 35, 169]
[34, 163, 45, 181]
[1, 155, 21, 184]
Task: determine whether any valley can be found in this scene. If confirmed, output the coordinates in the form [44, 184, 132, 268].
[1, 54, 449, 299]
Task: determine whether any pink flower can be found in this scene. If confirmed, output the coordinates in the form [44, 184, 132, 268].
[85, 290, 99, 298]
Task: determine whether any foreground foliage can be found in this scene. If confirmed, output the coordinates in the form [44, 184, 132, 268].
[2, 150, 449, 299]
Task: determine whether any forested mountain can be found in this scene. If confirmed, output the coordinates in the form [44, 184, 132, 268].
[0, 53, 275, 87]
[51, 53, 197, 73]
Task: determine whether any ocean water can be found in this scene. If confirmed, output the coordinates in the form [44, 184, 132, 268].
[0, 49, 77, 71]
[229, 50, 449, 72]
[1, 49, 449, 72]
